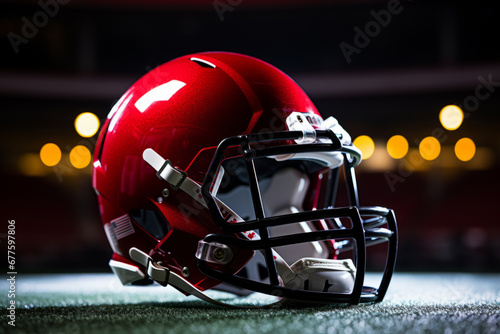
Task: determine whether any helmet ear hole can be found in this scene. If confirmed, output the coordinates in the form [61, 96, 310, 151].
[129, 209, 170, 240]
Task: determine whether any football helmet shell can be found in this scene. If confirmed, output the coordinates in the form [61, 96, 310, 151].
[92, 52, 398, 306]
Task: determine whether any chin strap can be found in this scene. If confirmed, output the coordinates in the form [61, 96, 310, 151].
[129, 247, 282, 308]
[143, 148, 205, 206]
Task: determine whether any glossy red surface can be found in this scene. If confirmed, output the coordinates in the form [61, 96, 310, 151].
[92, 52, 321, 290]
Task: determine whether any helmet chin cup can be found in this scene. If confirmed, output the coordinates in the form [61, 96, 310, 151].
[286, 258, 356, 294]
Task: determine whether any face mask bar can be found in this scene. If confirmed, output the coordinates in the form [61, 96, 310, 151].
[199, 129, 398, 304]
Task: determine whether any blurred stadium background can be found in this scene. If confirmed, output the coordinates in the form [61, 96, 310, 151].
[1, 0, 499, 276]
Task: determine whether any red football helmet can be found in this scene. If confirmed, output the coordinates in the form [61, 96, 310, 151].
[92, 52, 397, 306]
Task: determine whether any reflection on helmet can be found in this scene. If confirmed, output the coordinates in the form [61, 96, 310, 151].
[93, 52, 398, 307]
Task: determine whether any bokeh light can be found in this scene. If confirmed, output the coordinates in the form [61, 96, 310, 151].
[353, 135, 375, 160]
[419, 136, 441, 161]
[40, 143, 62, 167]
[439, 105, 464, 131]
[386, 135, 409, 159]
[69, 145, 92, 169]
[75, 112, 100, 138]
[20, 153, 46, 176]
[455, 138, 476, 162]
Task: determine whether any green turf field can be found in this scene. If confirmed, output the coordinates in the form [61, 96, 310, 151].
[1, 273, 499, 334]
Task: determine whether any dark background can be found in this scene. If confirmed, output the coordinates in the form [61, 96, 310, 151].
[1, 0, 499, 273]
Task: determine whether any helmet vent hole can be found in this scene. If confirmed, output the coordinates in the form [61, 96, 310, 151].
[190, 57, 216, 69]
